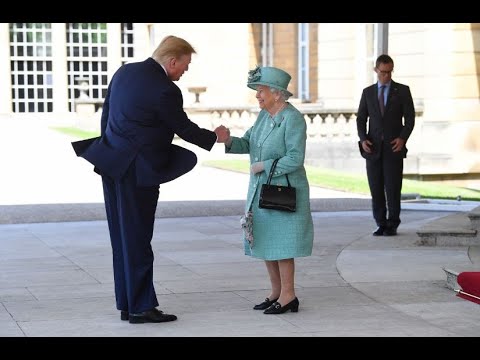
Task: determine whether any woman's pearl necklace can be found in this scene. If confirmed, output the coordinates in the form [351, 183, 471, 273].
[269, 102, 287, 117]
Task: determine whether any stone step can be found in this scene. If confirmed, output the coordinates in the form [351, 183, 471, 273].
[416, 213, 478, 246]
[469, 245, 480, 263]
[442, 246, 480, 291]
[443, 268, 462, 291]
[443, 266, 480, 291]
[468, 206, 480, 230]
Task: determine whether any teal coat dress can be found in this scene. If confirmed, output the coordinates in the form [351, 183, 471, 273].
[226, 103, 314, 260]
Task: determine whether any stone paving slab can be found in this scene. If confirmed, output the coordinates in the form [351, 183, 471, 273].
[1, 209, 479, 337]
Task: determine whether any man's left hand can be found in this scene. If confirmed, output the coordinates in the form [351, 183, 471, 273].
[214, 125, 230, 143]
[390, 137, 406, 152]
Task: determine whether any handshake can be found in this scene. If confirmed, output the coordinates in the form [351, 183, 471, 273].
[214, 125, 232, 146]
[212, 125, 264, 175]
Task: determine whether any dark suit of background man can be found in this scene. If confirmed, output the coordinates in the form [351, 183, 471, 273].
[72, 35, 229, 324]
[356, 54, 415, 237]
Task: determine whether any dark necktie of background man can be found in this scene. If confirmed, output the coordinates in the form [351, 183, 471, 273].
[379, 85, 385, 115]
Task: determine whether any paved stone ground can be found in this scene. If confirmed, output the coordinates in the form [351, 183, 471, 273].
[2, 208, 480, 337]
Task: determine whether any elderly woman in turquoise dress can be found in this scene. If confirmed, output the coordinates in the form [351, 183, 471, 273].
[219, 66, 314, 314]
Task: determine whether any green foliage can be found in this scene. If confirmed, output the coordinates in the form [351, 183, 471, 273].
[203, 159, 251, 173]
[202, 159, 480, 201]
[401, 179, 480, 201]
[50, 126, 100, 139]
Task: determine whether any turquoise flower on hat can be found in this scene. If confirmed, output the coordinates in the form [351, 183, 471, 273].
[248, 66, 261, 83]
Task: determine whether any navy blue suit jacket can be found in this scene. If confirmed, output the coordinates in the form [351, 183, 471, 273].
[72, 58, 216, 186]
[356, 80, 415, 159]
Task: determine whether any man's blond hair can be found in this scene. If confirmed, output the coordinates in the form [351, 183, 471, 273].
[152, 35, 196, 65]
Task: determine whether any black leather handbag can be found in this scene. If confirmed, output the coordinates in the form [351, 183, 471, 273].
[259, 158, 296, 212]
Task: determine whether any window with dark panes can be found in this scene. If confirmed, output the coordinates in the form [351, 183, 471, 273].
[66, 23, 109, 112]
[9, 23, 53, 113]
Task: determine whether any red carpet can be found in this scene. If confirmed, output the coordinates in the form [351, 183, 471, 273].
[456, 272, 480, 305]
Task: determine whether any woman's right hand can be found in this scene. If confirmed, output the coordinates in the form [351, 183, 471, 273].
[250, 162, 264, 174]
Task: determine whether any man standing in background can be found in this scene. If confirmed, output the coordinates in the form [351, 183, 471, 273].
[356, 54, 415, 237]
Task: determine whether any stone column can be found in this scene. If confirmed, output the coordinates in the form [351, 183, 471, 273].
[421, 23, 480, 176]
[107, 23, 122, 81]
[133, 23, 152, 60]
[0, 23, 12, 114]
[51, 23, 69, 114]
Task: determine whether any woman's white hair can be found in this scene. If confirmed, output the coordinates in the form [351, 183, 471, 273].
[270, 87, 291, 101]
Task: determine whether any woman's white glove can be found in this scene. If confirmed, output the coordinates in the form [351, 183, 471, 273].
[250, 162, 265, 174]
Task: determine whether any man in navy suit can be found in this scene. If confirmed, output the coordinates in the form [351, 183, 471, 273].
[356, 54, 415, 237]
[72, 35, 229, 323]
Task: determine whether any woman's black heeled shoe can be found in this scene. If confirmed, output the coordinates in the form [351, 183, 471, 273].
[263, 297, 299, 314]
[253, 297, 279, 310]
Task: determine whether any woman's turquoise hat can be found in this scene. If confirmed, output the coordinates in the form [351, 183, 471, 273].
[247, 66, 293, 97]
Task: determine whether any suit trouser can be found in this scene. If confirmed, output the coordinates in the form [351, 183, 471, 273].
[366, 145, 404, 229]
[102, 163, 160, 314]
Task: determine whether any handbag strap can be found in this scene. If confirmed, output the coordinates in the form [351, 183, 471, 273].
[266, 158, 291, 187]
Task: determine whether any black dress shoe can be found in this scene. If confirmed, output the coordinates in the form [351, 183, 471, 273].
[120, 310, 129, 321]
[128, 308, 177, 324]
[253, 297, 279, 310]
[263, 297, 299, 314]
[384, 227, 397, 236]
[373, 226, 386, 236]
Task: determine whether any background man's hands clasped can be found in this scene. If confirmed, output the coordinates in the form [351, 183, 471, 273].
[362, 137, 405, 153]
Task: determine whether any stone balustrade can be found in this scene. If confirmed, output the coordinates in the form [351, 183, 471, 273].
[185, 104, 360, 141]
[185, 103, 426, 176]
[185, 103, 424, 142]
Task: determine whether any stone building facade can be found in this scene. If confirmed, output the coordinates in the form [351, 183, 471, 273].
[0, 23, 479, 184]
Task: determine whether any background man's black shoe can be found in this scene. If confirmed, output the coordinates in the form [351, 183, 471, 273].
[384, 227, 397, 236]
[373, 226, 386, 236]
[128, 308, 177, 324]
[120, 310, 129, 321]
